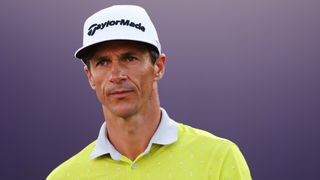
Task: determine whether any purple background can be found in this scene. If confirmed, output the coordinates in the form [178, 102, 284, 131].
[1, 0, 320, 179]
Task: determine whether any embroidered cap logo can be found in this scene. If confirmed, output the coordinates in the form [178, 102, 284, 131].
[75, 5, 161, 59]
[88, 19, 146, 36]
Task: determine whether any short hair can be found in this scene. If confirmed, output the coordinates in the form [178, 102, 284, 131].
[81, 41, 160, 70]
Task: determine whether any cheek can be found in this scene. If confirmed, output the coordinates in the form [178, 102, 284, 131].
[92, 72, 109, 96]
[137, 70, 156, 94]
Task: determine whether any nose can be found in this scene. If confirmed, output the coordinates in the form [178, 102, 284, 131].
[109, 61, 127, 83]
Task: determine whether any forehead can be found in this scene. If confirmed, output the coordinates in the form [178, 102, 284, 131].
[95, 40, 149, 55]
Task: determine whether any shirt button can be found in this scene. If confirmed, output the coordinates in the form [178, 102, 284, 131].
[131, 163, 138, 169]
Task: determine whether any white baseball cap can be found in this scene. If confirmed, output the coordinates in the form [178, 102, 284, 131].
[74, 5, 161, 59]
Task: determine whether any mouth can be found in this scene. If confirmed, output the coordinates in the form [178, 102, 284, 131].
[109, 89, 134, 98]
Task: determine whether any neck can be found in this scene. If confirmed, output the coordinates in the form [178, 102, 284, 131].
[102, 91, 161, 161]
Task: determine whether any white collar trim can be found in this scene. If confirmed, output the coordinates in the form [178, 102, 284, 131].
[90, 108, 178, 160]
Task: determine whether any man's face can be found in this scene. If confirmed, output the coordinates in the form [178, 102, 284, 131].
[84, 41, 165, 119]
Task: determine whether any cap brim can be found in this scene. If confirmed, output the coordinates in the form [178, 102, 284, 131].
[74, 38, 160, 60]
[74, 42, 101, 60]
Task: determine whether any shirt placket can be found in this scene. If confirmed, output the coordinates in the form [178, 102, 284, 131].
[120, 154, 144, 180]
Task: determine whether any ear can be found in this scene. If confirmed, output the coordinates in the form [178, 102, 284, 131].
[84, 65, 96, 90]
[154, 54, 166, 81]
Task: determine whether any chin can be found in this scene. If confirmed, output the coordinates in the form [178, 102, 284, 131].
[109, 105, 138, 119]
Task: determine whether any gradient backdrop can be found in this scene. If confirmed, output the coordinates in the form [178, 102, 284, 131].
[1, 0, 320, 179]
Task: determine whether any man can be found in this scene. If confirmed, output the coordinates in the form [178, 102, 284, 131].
[47, 5, 251, 180]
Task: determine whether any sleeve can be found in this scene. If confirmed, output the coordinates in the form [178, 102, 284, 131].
[216, 143, 252, 180]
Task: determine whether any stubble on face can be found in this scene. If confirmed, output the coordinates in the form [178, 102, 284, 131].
[88, 41, 158, 120]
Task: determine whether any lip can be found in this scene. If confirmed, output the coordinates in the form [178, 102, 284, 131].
[109, 90, 134, 98]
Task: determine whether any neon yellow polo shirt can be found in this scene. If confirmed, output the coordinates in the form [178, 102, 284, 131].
[47, 108, 251, 179]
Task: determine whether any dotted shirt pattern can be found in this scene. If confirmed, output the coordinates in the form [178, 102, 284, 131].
[47, 123, 252, 180]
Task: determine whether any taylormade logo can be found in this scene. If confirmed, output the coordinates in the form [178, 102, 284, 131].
[88, 19, 146, 36]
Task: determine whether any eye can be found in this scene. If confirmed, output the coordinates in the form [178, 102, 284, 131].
[96, 58, 110, 66]
[125, 56, 137, 62]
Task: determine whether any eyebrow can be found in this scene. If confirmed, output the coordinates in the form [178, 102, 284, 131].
[119, 52, 138, 59]
[94, 51, 139, 61]
[93, 56, 110, 62]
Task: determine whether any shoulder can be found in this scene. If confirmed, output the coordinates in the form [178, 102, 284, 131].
[175, 123, 248, 168]
[46, 141, 96, 179]
[175, 123, 251, 179]
[176, 122, 237, 151]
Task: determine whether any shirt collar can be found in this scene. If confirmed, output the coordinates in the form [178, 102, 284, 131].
[90, 108, 178, 160]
